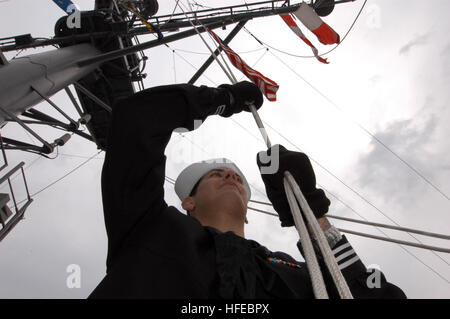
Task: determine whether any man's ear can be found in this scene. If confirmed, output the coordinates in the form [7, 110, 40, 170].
[182, 196, 195, 212]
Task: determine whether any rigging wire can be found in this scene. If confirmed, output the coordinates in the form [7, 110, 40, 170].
[0, 154, 43, 191]
[58, 153, 105, 160]
[179, 0, 236, 82]
[327, 214, 450, 241]
[336, 229, 450, 254]
[248, 199, 450, 240]
[145, 19, 218, 86]
[191, 0, 213, 10]
[164, 43, 218, 85]
[237, 48, 269, 82]
[13, 151, 103, 207]
[170, 0, 181, 20]
[172, 49, 177, 83]
[245, 204, 450, 254]
[30, 151, 101, 199]
[2, 144, 60, 160]
[172, 46, 267, 55]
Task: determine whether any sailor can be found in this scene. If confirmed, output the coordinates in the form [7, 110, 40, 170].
[89, 81, 406, 298]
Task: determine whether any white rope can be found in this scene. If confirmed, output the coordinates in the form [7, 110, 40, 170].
[285, 172, 353, 299]
[283, 176, 329, 298]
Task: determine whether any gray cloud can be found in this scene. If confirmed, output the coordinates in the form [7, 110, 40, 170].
[399, 33, 430, 55]
[354, 102, 443, 207]
[442, 42, 450, 56]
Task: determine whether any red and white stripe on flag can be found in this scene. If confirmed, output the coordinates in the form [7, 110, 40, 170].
[207, 28, 279, 101]
[280, 14, 328, 64]
[293, 2, 340, 45]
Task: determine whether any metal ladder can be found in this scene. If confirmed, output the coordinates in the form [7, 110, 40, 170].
[0, 133, 33, 242]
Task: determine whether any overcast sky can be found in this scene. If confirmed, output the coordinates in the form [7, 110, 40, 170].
[0, 0, 449, 299]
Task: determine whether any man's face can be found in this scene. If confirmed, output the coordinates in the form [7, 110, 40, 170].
[198, 168, 247, 203]
[184, 167, 248, 218]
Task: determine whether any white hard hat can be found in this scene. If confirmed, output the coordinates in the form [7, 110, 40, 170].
[174, 158, 251, 202]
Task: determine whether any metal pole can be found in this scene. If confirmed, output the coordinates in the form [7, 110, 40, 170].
[0, 107, 54, 152]
[31, 86, 79, 128]
[189, 20, 248, 84]
[0, 44, 102, 126]
[73, 83, 112, 113]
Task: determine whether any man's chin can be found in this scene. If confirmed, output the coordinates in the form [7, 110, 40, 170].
[216, 191, 246, 208]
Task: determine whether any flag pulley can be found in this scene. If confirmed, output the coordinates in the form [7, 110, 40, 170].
[314, 0, 336, 17]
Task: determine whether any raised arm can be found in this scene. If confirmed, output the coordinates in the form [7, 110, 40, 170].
[102, 82, 263, 271]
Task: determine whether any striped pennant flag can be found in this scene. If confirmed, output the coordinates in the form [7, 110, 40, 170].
[207, 28, 279, 102]
[293, 2, 340, 45]
[280, 14, 328, 64]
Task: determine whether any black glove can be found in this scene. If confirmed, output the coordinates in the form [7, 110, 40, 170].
[256, 144, 330, 227]
[218, 81, 264, 118]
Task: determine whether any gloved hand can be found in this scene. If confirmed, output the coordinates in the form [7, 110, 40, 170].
[218, 81, 264, 118]
[256, 144, 330, 227]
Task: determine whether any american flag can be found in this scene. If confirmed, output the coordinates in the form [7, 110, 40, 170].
[207, 28, 279, 102]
